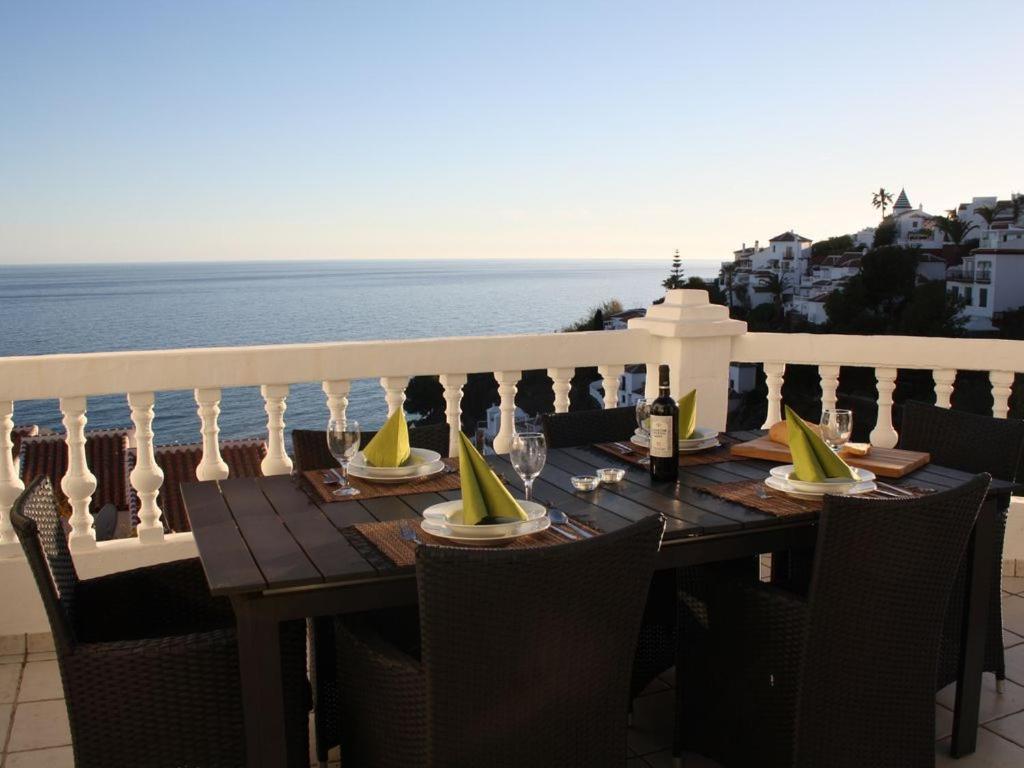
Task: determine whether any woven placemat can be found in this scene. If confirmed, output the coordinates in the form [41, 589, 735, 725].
[345, 515, 602, 571]
[595, 433, 738, 469]
[304, 458, 461, 503]
[694, 480, 930, 519]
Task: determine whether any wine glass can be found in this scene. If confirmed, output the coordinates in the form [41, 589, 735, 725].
[635, 397, 651, 436]
[819, 409, 853, 451]
[510, 432, 547, 501]
[326, 418, 362, 496]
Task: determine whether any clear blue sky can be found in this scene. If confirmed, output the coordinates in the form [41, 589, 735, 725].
[1, 1, 1021, 264]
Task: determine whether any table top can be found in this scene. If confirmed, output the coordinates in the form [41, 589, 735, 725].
[182, 430, 1016, 597]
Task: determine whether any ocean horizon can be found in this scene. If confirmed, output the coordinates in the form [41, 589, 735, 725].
[1, 258, 719, 443]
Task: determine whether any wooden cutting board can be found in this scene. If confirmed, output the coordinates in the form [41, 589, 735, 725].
[729, 436, 929, 478]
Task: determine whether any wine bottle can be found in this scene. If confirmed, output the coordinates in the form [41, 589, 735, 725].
[648, 364, 679, 482]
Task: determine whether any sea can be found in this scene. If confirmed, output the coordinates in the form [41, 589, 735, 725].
[0, 259, 719, 444]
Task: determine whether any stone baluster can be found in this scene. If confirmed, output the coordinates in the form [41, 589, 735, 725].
[60, 397, 98, 550]
[260, 385, 293, 476]
[127, 392, 165, 543]
[493, 371, 520, 454]
[380, 376, 409, 418]
[933, 368, 955, 408]
[761, 362, 786, 428]
[0, 400, 24, 554]
[439, 374, 467, 456]
[548, 368, 574, 414]
[322, 380, 350, 424]
[870, 367, 899, 448]
[990, 370, 1014, 419]
[598, 365, 622, 408]
[818, 365, 840, 414]
[194, 388, 229, 481]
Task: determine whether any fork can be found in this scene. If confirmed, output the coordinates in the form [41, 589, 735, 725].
[399, 521, 421, 545]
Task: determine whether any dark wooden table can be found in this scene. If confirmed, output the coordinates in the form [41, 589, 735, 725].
[182, 431, 1014, 768]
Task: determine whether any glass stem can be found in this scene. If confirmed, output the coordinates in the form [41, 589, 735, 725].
[524, 478, 534, 501]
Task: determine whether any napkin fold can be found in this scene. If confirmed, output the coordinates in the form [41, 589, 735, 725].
[457, 431, 528, 525]
[677, 389, 697, 440]
[361, 409, 412, 468]
[785, 405, 855, 482]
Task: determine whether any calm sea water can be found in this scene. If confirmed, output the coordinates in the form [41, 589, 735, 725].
[0, 259, 718, 444]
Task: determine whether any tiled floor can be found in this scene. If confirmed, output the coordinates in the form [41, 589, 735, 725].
[3, 583, 1024, 767]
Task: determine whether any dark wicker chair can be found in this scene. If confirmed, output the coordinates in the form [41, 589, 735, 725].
[898, 401, 1024, 689]
[678, 474, 989, 768]
[293, 421, 450, 766]
[541, 406, 637, 449]
[333, 515, 665, 768]
[10, 477, 311, 768]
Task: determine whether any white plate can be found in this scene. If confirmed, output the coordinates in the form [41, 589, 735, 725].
[764, 475, 877, 499]
[348, 448, 442, 479]
[768, 464, 875, 494]
[680, 439, 720, 454]
[421, 514, 551, 546]
[421, 499, 547, 537]
[631, 433, 719, 452]
[679, 427, 719, 448]
[346, 459, 446, 483]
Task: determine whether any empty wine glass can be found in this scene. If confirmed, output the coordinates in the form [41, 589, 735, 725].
[510, 432, 547, 501]
[635, 397, 651, 436]
[819, 409, 853, 451]
[327, 418, 362, 496]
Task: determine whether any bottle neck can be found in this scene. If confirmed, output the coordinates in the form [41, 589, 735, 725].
[659, 384, 671, 397]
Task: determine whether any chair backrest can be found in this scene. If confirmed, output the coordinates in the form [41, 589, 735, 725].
[291, 422, 451, 473]
[793, 474, 990, 768]
[898, 400, 1024, 481]
[9, 477, 80, 655]
[541, 406, 637, 449]
[416, 514, 664, 767]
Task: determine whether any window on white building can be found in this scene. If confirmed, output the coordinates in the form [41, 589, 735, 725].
[950, 286, 959, 299]
[964, 286, 973, 305]
[979, 288, 988, 308]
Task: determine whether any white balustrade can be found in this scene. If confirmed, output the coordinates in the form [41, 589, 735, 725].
[818, 365, 840, 413]
[127, 392, 164, 543]
[60, 396, 98, 551]
[869, 368, 899, 448]
[548, 367, 574, 414]
[990, 371, 1014, 419]
[439, 373, 467, 456]
[194, 388, 229, 481]
[598, 364, 622, 408]
[260, 384, 293, 476]
[493, 371, 520, 454]
[0, 400, 24, 553]
[380, 376, 409, 418]
[322, 379, 350, 424]
[761, 362, 785, 428]
[933, 368, 956, 408]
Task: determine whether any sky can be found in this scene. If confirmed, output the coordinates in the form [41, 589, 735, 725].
[1, 1, 1022, 265]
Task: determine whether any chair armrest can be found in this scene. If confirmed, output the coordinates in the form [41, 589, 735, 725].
[335, 613, 422, 675]
[77, 558, 233, 642]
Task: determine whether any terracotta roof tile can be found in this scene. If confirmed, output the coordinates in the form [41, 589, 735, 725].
[19, 429, 131, 513]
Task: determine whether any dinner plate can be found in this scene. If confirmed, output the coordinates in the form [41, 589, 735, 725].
[630, 429, 719, 451]
[679, 427, 719, 448]
[348, 448, 443, 479]
[346, 459, 446, 483]
[768, 464, 875, 494]
[421, 499, 547, 537]
[764, 475, 876, 499]
[420, 512, 551, 546]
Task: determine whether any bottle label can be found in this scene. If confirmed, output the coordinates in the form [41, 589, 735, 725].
[649, 415, 674, 458]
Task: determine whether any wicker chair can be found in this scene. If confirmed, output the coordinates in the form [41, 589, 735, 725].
[10, 477, 311, 768]
[679, 474, 990, 768]
[293, 421, 450, 766]
[898, 401, 1024, 689]
[541, 406, 637, 450]
[333, 515, 665, 768]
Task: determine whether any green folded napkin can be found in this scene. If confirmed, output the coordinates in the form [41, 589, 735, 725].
[677, 389, 697, 440]
[785, 405, 855, 482]
[457, 431, 528, 525]
[361, 409, 412, 468]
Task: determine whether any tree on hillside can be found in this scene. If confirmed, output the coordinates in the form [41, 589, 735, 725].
[974, 202, 1009, 227]
[931, 215, 978, 245]
[872, 187, 894, 218]
[1011, 193, 1024, 225]
[872, 219, 897, 248]
[811, 234, 854, 259]
[662, 250, 685, 289]
[561, 299, 623, 332]
[719, 263, 736, 309]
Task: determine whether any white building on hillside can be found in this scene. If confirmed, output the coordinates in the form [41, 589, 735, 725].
[948, 228, 1024, 332]
[719, 231, 812, 309]
[855, 189, 944, 250]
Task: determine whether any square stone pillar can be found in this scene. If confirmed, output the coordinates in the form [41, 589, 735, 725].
[628, 289, 746, 432]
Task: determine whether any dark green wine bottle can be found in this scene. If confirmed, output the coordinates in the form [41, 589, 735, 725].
[648, 364, 679, 482]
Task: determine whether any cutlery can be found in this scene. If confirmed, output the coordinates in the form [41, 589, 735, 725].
[875, 481, 914, 497]
[399, 521, 421, 545]
[546, 505, 592, 538]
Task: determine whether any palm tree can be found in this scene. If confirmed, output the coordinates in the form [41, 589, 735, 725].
[720, 263, 736, 309]
[931, 215, 979, 245]
[974, 202, 1010, 228]
[872, 187, 894, 218]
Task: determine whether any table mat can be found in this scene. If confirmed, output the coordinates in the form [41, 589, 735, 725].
[345, 515, 602, 571]
[694, 480, 930, 519]
[594, 433, 739, 469]
[304, 458, 461, 503]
